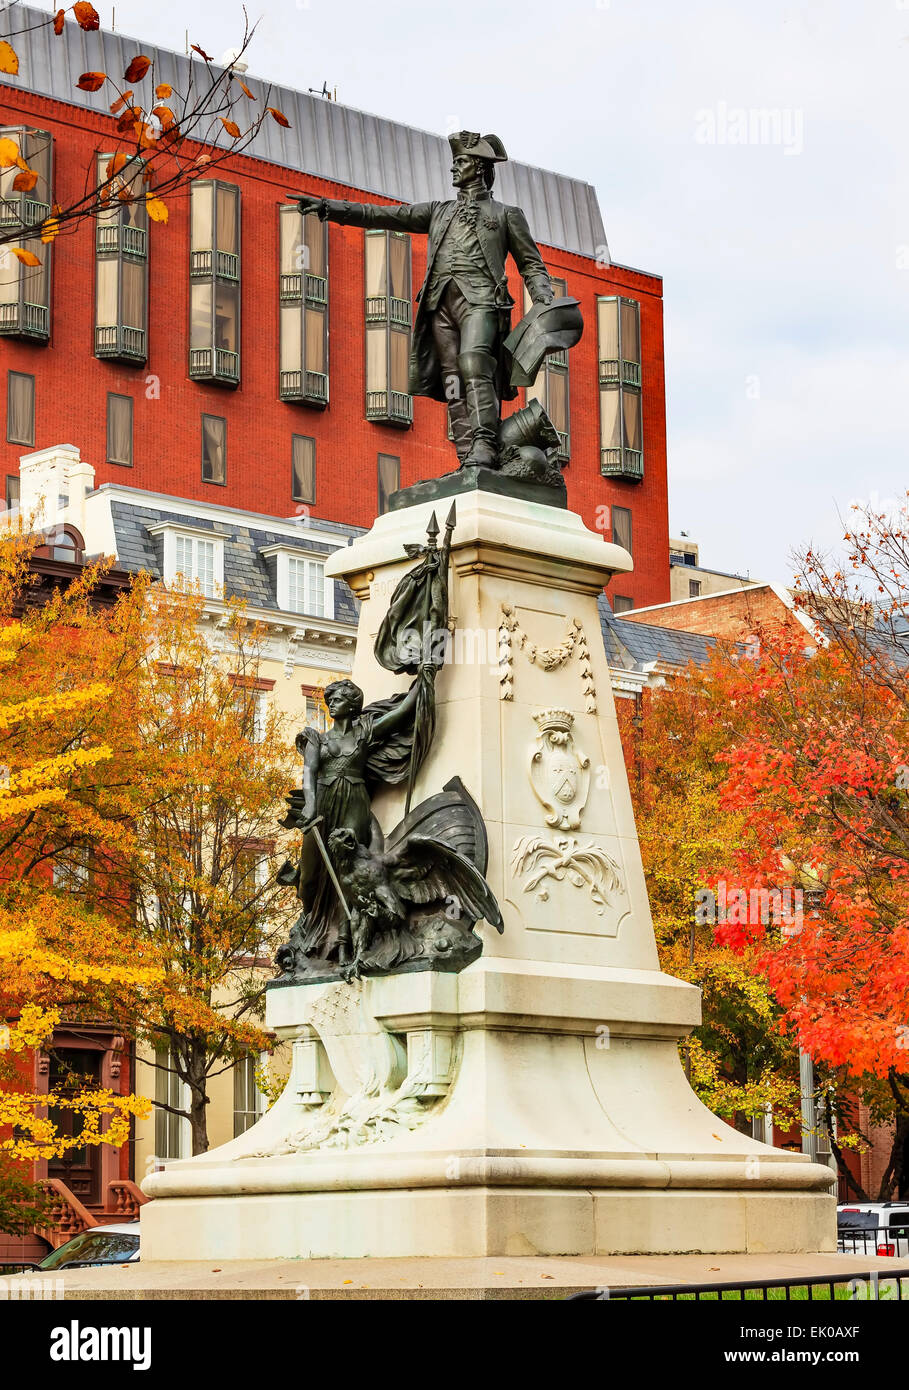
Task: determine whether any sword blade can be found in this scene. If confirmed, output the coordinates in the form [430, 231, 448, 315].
[307, 818, 353, 921]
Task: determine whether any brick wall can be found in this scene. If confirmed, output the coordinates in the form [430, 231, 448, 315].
[621, 585, 798, 641]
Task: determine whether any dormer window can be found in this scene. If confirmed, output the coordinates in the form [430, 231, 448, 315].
[176, 534, 215, 594]
[35, 524, 84, 564]
[287, 555, 329, 617]
[149, 522, 224, 598]
[259, 544, 335, 619]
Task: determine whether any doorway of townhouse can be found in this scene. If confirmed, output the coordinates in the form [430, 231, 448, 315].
[46, 1048, 103, 1206]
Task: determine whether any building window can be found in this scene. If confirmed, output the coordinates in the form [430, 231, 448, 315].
[598, 296, 643, 481]
[291, 435, 316, 505]
[155, 1048, 189, 1160]
[689, 578, 702, 598]
[524, 277, 570, 459]
[233, 686, 269, 743]
[175, 534, 216, 596]
[53, 843, 90, 890]
[150, 523, 224, 598]
[0, 126, 52, 343]
[41, 526, 83, 564]
[233, 1055, 263, 1137]
[232, 844, 269, 898]
[106, 393, 133, 466]
[4, 474, 19, 513]
[365, 230, 412, 426]
[303, 687, 330, 731]
[201, 414, 226, 485]
[287, 555, 331, 618]
[189, 182, 240, 385]
[94, 153, 148, 363]
[613, 595, 634, 614]
[279, 207, 328, 406]
[7, 370, 35, 446]
[612, 505, 632, 556]
[377, 453, 400, 514]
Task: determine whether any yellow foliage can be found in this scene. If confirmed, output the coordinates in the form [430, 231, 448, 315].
[0, 1090, 151, 1162]
[254, 1058, 288, 1110]
[0, 682, 113, 732]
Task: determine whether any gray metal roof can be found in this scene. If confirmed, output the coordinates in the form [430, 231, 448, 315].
[1, 6, 608, 259]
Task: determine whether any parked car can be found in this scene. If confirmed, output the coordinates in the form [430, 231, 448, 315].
[36, 1221, 140, 1270]
[837, 1203, 909, 1258]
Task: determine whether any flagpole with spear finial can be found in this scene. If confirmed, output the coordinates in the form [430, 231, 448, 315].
[403, 502, 456, 818]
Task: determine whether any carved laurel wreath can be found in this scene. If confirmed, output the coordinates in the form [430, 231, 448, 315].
[498, 603, 597, 712]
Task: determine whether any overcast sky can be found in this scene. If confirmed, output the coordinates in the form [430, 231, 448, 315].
[46, 0, 909, 585]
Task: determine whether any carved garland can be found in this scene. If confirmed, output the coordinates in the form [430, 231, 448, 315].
[498, 603, 597, 712]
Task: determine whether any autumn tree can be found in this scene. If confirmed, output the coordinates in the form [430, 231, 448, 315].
[621, 493, 909, 1194]
[0, 1, 292, 271]
[87, 585, 297, 1157]
[617, 666, 802, 1134]
[0, 527, 155, 1224]
[701, 495, 909, 1197]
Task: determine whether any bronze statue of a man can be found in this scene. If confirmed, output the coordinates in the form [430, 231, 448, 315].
[297, 131, 555, 468]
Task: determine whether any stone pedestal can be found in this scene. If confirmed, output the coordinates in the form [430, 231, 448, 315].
[141, 488, 835, 1259]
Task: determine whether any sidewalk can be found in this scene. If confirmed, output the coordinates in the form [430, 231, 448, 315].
[7, 1251, 905, 1300]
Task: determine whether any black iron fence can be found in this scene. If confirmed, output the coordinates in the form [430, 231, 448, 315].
[567, 1268, 909, 1301]
[837, 1221, 909, 1259]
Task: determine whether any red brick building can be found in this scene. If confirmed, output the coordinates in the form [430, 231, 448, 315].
[0, 6, 669, 610]
[620, 583, 817, 643]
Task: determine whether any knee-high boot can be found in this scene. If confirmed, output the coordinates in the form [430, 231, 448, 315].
[457, 349, 500, 468]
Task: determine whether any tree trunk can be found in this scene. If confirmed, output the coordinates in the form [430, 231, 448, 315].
[876, 1117, 909, 1201]
[185, 1040, 210, 1156]
[826, 1110, 868, 1201]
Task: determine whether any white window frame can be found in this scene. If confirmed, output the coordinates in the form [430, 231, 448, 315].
[252, 689, 268, 742]
[233, 1052, 267, 1137]
[232, 686, 268, 742]
[305, 693, 330, 732]
[53, 847, 89, 890]
[259, 544, 335, 619]
[154, 1047, 191, 1161]
[149, 522, 225, 598]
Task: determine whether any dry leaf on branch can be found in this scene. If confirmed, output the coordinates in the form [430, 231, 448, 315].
[116, 109, 142, 134]
[267, 107, 291, 128]
[104, 151, 129, 180]
[73, 3, 100, 32]
[76, 71, 106, 92]
[0, 41, 21, 76]
[124, 55, 151, 84]
[11, 247, 41, 267]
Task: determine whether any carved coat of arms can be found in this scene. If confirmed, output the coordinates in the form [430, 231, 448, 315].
[529, 708, 590, 831]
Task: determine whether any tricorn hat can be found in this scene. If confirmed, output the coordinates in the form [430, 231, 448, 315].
[448, 130, 508, 163]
